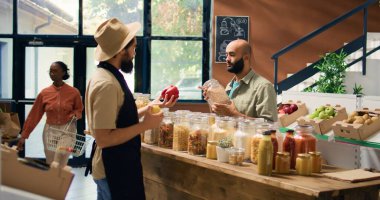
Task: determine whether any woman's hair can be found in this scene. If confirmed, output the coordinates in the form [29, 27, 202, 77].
[54, 61, 70, 80]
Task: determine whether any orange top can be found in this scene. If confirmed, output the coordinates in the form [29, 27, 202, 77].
[21, 83, 83, 139]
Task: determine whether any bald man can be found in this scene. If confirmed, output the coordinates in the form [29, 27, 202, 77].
[211, 39, 278, 122]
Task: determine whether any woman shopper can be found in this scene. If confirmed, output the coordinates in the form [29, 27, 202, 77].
[17, 61, 83, 167]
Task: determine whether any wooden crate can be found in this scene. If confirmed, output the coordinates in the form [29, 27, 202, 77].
[333, 108, 380, 140]
[297, 104, 348, 134]
[278, 100, 308, 127]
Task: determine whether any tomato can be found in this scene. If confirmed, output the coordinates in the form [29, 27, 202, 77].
[161, 85, 179, 100]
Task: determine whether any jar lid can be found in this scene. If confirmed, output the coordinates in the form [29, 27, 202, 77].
[277, 152, 290, 156]
[308, 151, 321, 155]
[208, 141, 218, 145]
[297, 153, 311, 158]
[286, 129, 294, 133]
[263, 130, 272, 135]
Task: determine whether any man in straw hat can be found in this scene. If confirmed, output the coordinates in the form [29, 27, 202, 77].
[85, 18, 177, 200]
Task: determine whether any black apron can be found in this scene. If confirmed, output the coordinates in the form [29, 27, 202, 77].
[87, 62, 145, 200]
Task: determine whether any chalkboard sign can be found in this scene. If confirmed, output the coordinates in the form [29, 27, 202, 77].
[215, 16, 249, 63]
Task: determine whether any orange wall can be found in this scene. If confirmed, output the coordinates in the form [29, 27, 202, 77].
[212, 0, 380, 86]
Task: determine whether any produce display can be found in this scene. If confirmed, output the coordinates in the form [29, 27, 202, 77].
[343, 111, 378, 125]
[333, 108, 380, 140]
[308, 105, 337, 120]
[278, 103, 298, 115]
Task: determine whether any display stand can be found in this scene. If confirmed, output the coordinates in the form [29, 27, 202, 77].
[281, 91, 380, 170]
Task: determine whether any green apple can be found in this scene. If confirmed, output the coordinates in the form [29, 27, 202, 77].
[316, 106, 326, 113]
[318, 111, 328, 119]
[325, 107, 335, 116]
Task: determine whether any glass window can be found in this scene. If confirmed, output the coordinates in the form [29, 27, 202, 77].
[83, 0, 143, 36]
[0, 38, 13, 98]
[17, 0, 78, 34]
[0, 0, 13, 34]
[86, 47, 135, 92]
[25, 47, 74, 98]
[24, 105, 46, 158]
[152, 0, 203, 37]
[150, 40, 202, 100]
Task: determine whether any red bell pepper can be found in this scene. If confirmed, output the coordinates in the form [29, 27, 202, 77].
[160, 85, 179, 100]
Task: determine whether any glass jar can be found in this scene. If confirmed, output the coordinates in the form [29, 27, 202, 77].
[188, 117, 208, 156]
[270, 130, 278, 169]
[275, 152, 290, 174]
[234, 119, 255, 160]
[208, 113, 217, 126]
[135, 93, 150, 109]
[294, 125, 316, 157]
[309, 151, 322, 173]
[210, 116, 234, 142]
[206, 141, 217, 159]
[236, 148, 245, 165]
[228, 148, 238, 165]
[173, 113, 190, 151]
[158, 111, 174, 148]
[296, 153, 312, 176]
[144, 127, 159, 145]
[202, 79, 231, 105]
[257, 130, 273, 176]
[250, 123, 271, 164]
[283, 129, 296, 169]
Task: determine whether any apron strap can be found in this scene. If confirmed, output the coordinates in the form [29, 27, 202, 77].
[84, 140, 97, 176]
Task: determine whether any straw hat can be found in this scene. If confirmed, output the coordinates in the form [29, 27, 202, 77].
[94, 18, 141, 61]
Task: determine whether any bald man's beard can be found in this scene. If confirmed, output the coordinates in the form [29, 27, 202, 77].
[227, 58, 244, 74]
[121, 60, 134, 73]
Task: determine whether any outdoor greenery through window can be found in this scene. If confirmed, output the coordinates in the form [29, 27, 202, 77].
[83, 0, 144, 35]
[151, 40, 203, 100]
[152, 0, 203, 36]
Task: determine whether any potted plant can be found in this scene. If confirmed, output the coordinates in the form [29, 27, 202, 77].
[216, 136, 233, 163]
[304, 50, 347, 94]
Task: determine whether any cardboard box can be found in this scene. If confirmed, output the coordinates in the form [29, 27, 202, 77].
[1, 145, 74, 200]
[278, 100, 308, 127]
[297, 104, 348, 134]
[333, 108, 380, 140]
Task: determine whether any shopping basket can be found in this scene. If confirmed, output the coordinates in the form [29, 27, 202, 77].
[46, 116, 89, 157]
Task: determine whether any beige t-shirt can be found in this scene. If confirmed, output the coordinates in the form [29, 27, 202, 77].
[85, 68, 124, 180]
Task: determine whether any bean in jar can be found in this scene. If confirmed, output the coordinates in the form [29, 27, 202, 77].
[188, 129, 208, 156]
[159, 123, 174, 148]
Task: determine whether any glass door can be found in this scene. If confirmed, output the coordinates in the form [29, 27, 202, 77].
[18, 42, 88, 166]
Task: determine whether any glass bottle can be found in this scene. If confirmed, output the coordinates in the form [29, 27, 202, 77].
[173, 113, 191, 151]
[283, 129, 296, 169]
[275, 152, 290, 174]
[188, 117, 208, 156]
[294, 125, 316, 156]
[158, 111, 174, 148]
[206, 141, 217, 159]
[356, 94, 363, 110]
[257, 130, 273, 176]
[309, 151, 322, 173]
[250, 123, 271, 164]
[296, 153, 312, 176]
[270, 130, 278, 169]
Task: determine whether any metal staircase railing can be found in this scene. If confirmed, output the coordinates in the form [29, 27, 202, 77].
[272, 0, 379, 94]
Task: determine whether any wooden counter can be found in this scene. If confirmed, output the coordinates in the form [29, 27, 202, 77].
[141, 143, 380, 200]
